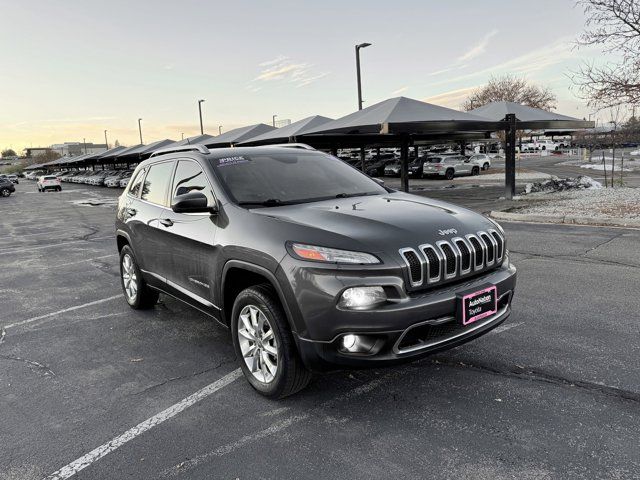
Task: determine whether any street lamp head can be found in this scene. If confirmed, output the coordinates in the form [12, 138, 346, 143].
[199, 99, 205, 103]
[138, 118, 142, 122]
[357, 42, 372, 49]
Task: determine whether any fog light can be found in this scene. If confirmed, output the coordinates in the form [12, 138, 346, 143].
[339, 334, 377, 354]
[338, 286, 387, 309]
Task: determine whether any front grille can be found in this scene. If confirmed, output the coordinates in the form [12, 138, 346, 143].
[440, 243, 456, 276]
[400, 249, 422, 286]
[399, 229, 505, 290]
[480, 233, 495, 263]
[422, 246, 440, 280]
[455, 239, 471, 272]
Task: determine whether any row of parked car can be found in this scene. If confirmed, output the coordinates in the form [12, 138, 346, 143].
[341, 153, 492, 180]
[52, 169, 134, 188]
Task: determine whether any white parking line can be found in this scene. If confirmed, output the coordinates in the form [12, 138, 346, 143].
[4, 295, 122, 330]
[51, 253, 118, 268]
[45, 368, 243, 480]
[0, 236, 113, 255]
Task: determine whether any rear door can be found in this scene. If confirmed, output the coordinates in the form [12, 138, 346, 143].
[124, 161, 175, 284]
[159, 159, 220, 314]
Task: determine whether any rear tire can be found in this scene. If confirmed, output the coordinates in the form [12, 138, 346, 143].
[472, 166, 480, 176]
[119, 245, 159, 309]
[483, 162, 490, 170]
[445, 169, 455, 180]
[231, 284, 312, 398]
[1, 188, 11, 197]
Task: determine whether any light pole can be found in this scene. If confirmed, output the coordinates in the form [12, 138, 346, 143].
[218, 125, 222, 135]
[83, 138, 87, 154]
[138, 118, 143, 144]
[272, 115, 277, 127]
[181, 132, 184, 140]
[355, 42, 372, 110]
[104, 130, 108, 150]
[198, 99, 205, 135]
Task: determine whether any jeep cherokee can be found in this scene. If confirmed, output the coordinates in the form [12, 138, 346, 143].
[115, 145, 516, 398]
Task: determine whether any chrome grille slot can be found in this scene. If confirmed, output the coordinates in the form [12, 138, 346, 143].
[490, 230, 504, 261]
[438, 241, 457, 278]
[420, 244, 442, 283]
[479, 232, 495, 266]
[399, 248, 423, 287]
[468, 235, 484, 269]
[454, 238, 471, 274]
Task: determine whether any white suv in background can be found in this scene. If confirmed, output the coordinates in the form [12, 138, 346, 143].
[37, 175, 62, 192]
[469, 154, 491, 171]
[423, 155, 480, 179]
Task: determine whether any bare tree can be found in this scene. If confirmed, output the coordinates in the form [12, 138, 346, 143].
[462, 75, 557, 111]
[573, 0, 640, 108]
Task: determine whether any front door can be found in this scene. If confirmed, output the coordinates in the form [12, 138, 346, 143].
[158, 159, 220, 315]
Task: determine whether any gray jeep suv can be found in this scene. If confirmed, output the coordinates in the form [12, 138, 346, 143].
[115, 145, 516, 398]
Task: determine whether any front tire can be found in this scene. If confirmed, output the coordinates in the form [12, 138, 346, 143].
[445, 169, 455, 180]
[1, 188, 11, 197]
[471, 166, 480, 176]
[119, 245, 159, 309]
[231, 285, 311, 398]
[483, 162, 490, 170]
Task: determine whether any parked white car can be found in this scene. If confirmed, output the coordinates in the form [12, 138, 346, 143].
[423, 155, 480, 179]
[37, 175, 62, 192]
[469, 153, 491, 170]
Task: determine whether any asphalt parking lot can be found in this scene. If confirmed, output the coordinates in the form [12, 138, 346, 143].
[1, 180, 639, 479]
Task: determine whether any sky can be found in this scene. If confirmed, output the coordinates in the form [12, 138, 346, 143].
[0, 0, 610, 152]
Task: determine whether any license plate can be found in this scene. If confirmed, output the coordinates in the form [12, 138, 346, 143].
[458, 285, 497, 325]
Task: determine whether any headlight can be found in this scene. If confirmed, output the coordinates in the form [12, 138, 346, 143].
[290, 243, 380, 264]
[338, 286, 387, 309]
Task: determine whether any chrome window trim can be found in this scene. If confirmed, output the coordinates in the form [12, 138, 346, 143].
[399, 247, 424, 287]
[418, 243, 442, 284]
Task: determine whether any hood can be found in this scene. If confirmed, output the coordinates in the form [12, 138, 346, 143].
[252, 192, 495, 254]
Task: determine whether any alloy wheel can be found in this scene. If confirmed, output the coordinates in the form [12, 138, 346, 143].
[237, 304, 279, 383]
[121, 253, 138, 302]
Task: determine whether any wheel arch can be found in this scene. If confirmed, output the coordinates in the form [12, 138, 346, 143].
[221, 260, 296, 332]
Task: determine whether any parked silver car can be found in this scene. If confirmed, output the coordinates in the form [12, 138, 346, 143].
[423, 155, 480, 179]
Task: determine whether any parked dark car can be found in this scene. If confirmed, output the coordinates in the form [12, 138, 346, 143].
[115, 145, 516, 398]
[0, 177, 16, 197]
[365, 158, 397, 177]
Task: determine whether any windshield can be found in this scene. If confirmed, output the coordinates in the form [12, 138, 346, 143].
[210, 151, 387, 206]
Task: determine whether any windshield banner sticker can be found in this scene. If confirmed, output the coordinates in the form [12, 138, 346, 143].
[218, 156, 249, 167]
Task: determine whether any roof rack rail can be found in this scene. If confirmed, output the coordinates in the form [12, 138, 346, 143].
[262, 143, 315, 150]
[150, 144, 210, 158]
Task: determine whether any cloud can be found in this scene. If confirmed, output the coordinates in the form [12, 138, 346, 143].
[391, 86, 409, 95]
[423, 86, 480, 109]
[250, 55, 330, 89]
[458, 29, 499, 62]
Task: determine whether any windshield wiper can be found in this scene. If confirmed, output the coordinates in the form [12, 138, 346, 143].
[238, 198, 287, 207]
[335, 192, 380, 199]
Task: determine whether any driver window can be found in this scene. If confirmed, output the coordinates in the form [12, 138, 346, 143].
[171, 160, 214, 205]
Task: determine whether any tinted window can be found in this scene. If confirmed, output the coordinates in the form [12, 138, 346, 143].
[210, 151, 386, 206]
[171, 160, 214, 205]
[141, 162, 174, 206]
[128, 168, 145, 197]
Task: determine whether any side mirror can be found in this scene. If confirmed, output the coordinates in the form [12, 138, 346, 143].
[171, 192, 218, 214]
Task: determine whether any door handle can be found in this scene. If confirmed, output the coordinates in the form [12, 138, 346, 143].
[126, 207, 137, 216]
[159, 218, 174, 227]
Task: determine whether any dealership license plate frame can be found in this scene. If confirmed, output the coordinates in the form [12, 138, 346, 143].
[457, 285, 498, 326]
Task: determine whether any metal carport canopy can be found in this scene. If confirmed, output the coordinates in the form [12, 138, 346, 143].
[206, 123, 276, 148]
[238, 115, 333, 146]
[115, 139, 175, 162]
[469, 101, 594, 198]
[298, 97, 500, 191]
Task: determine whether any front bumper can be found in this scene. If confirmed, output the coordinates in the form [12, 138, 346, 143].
[285, 260, 516, 371]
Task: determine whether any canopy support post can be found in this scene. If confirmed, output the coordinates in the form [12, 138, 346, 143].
[400, 136, 409, 192]
[360, 147, 365, 172]
[505, 113, 517, 200]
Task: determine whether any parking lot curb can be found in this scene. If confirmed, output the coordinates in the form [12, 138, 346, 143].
[490, 210, 640, 229]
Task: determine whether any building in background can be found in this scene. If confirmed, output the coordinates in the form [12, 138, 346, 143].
[50, 142, 107, 156]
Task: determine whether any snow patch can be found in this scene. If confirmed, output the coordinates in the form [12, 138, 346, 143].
[524, 176, 602, 194]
